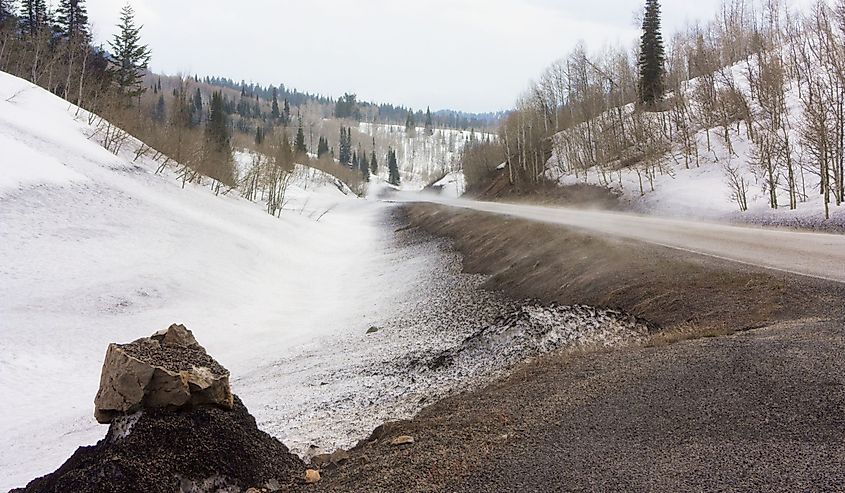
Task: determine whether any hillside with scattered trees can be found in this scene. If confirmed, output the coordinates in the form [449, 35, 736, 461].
[462, 0, 845, 227]
[0, 0, 502, 205]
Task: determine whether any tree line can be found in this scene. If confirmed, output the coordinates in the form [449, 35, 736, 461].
[463, 0, 845, 219]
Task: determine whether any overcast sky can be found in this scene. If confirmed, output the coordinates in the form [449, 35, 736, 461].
[83, 0, 802, 113]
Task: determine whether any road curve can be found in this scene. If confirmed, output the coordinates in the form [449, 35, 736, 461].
[398, 194, 845, 284]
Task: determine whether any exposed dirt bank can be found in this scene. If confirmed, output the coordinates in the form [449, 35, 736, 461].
[402, 204, 844, 331]
[296, 204, 845, 492]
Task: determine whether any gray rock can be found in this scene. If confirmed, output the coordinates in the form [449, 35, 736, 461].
[94, 324, 233, 424]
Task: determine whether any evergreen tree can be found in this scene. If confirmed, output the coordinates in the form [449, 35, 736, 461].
[339, 126, 352, 166]
[55, 0, 88, 39]
[255, 126, 264, 146]
[387, 149, 400, 186]
[204, 91, 235, 190]
[294, 116, 307, 155]
[317, 136, 329, 158]
[108, 3, 151, 102]
[152, 94, 166, 122]
[424, 106, 433, 136]
[192, 87, 203, 125]
[283, 98, 291, 124]
[638, 0, 665, 106]
[19, 0, 47, 35]
[360, 151, 370, 182]
[0, 0, 14, 24]
[405, 110, 415, 134]
[370, 148, 378, 175]
[271, 87, 280, 120]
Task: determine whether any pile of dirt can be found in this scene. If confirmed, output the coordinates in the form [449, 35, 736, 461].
[14, 325, 306, 493]
[14, 396, 305, 493]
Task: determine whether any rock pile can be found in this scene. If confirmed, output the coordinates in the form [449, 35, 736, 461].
[14, 324, 306, 493]
[94, 324, 233, 423]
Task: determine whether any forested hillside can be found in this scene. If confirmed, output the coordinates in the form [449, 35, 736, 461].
[463, 0, 845, 227]
[0, 0, 501, 201]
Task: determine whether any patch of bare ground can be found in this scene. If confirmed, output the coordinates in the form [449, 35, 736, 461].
[295, 204, 845, 492]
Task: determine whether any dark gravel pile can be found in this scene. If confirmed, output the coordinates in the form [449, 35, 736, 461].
[13, 396, 305, 493]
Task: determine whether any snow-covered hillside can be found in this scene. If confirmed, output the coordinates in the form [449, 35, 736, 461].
[359, 122, 492, 189]
[545, 53, 845, 230]
[0, 71, 456, 490]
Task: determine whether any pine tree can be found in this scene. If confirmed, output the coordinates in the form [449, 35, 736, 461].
[204, 91, 235, 191]
[152, 94, 166, 122]
[405, 110, 415, 134]
[192, 87, 203, 124]
[360, 151, 370, 182]
[271, 87, 280, 120]
[388, 149, 400, 186]
[424, 106, 433, 136]
[317, 136, 329, 158]
[108, 3, 151, 102]
[294, 116, 307, 155]
[19, 0, 47, 35]
[56, 0, 88, 39]
[1, 0, 16, 25]
[339, 126, 352, 166]
[370, 149, 378, 175]
[638, 0, 665, 106]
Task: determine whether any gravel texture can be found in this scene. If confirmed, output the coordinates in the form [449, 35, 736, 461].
[119, 339, 228, 376]
[12, 396, 305, 493]
[297, 205, 845, 493]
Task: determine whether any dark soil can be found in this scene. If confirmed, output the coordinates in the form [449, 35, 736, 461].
[13, 396, 305, 493]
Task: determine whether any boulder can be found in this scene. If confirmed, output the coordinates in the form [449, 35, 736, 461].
[14, 324, 306, 493]
[94, 324, 233, 423]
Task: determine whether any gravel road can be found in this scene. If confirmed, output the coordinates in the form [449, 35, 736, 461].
[400, 194, 845, 283]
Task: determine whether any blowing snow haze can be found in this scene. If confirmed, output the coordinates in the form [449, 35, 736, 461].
[77, 0, 794, 113]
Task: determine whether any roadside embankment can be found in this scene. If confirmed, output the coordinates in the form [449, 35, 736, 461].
[295, 203, 845, 492]
[402, 203, 845, 335]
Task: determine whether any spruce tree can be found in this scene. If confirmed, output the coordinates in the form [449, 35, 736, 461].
[192, 87, 203, 123]
[405, 110, 415, 134]
[317, 136, 329, 158]
[108, 3, 151, 102]
[204, 91, 235, 190]
[271, 87, 280, 120]
[56, 0, 88, 39]
[360, 151, 370, 182]
[424, 106, 433, 136]
[19, 0, 47, 35]
[388, 149, 400, 186]
[638, 0, 665, 106]
[294, 117, 307, 155]
[152, 94, 166, 122]
[370, 148, 378, 175]
[255, 126, 264, 146]
[1, 0, 16, 25]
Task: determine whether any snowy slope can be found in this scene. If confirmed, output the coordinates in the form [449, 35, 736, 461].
[359, 122, 493, 190]
[0, 71, 440, 490]
[546, 57, 845, 229]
